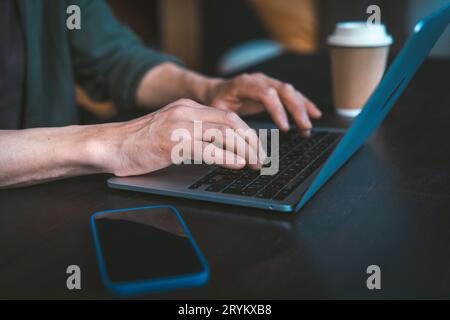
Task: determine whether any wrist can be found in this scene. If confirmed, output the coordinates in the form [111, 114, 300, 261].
[81, 118, 151, 176]
[188, 74, 223, 105]
[136, 62, 224, 107]
[172, 64, 223, 104]
[78, 123, 123, 174]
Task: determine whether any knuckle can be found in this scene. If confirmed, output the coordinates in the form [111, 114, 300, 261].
[252, 72, 265, 78]
[262, 87, 277, 98]
[226, 111, 240, 123]
[169, 104, 190, 117]
[175, 98, 195, 106]
[282, 83, 295, 93]
[237, 73, 250, 83]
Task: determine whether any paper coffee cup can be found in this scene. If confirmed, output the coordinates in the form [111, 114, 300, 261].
[327, 22, 393, 117]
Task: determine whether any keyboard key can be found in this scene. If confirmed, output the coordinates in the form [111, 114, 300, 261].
[189, 181, 203, 190]
[205, 180, 233, 192]
[274, 189, 292, 200]
[189, 130, 343, 200]
[255, 187, 280, 199]
[243, 186, 260, 195]
[222, 186, 244, 195]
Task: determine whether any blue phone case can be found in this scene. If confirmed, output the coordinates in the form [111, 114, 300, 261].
[91, 205, 209, 296]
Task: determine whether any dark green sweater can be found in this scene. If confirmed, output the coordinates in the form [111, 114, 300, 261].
[18, 0, 177, 128]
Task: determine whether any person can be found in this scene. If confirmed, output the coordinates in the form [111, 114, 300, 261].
[0, 0, 321, 189]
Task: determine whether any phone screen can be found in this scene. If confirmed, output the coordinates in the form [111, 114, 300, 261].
[93, 207, 205, 283]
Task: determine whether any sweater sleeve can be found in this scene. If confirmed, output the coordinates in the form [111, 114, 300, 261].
[66, 0, 182, 110]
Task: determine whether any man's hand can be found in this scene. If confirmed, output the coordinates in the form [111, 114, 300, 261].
[96, 99, 265, 177]
[0, 99, 265, 188]
[137, 64, 321, 135]
[206, 73, 322, 135]
[1, 65, 320, 188]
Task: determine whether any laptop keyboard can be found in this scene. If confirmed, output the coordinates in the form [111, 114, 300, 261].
[188, 131, 342, 201]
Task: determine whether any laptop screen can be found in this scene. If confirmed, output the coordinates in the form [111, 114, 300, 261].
[296, 3, 450, 212]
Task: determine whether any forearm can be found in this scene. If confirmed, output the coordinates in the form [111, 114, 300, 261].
[0, 125, 115, 188]
[136, 62, 222, 108]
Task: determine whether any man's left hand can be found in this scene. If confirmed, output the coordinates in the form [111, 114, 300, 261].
[206, 72, 322, 135]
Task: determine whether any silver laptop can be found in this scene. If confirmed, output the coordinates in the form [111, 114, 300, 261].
[108, 3, 450, 213]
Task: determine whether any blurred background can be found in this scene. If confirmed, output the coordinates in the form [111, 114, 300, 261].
[79, 0, 450, 120]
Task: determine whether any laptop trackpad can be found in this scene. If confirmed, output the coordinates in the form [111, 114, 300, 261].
[108, 165, 212, 190]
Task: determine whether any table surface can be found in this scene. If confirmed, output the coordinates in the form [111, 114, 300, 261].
[1, 54, 450, 299]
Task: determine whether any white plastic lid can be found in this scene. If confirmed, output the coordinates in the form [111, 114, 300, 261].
[336, 108, 362, 118]
[327, 22, 393, 47]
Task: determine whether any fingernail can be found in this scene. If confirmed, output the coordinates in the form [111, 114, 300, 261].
[236, 156, 246, 165]
[304, 117, 312, 128]
[301, 130, 311, 138]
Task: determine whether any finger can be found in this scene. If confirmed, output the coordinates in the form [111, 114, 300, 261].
[251, 74, 323, 120]
[278, 83, 312, 133]
[229, 100, 265, 116]
[188, 107, 265, 162]
[173, 134, 247, 169]
[183, 104, 248, 130]
[303, 96, 322, 119]
[169, 100, 265, 164]
[201, 123, 261, 169]
[201, 142, 247, 170]
[235, 79, 290, 131]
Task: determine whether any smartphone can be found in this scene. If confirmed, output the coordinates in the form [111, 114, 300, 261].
[91, 205, 209, 296]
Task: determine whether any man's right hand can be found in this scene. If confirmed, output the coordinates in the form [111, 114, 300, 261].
[0, 99, 266, 188]
[96, 99, 266, 177]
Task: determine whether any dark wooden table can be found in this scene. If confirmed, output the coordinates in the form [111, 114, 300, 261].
[1, 54, 450, 299]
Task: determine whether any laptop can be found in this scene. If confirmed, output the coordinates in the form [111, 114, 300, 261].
[108, 3, 450, 213]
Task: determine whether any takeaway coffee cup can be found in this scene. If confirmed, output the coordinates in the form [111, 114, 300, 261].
[327, 22, 393, 117]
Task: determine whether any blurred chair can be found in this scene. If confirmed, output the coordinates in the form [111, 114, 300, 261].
[217, 0, 318, 75]
[218, 39, 284, 75]
[76, 87, 117, 122]
[77, 0, 160, 123]
[250, 0, 320, 54]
